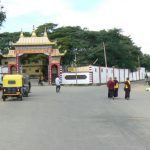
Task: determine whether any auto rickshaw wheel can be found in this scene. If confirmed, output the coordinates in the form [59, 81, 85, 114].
[25, 92, 28, 97]
[20, 96, 23, 101]
[18, 95, 23, 101]
[2, 96, 6, 101]
[23, 91, 28, 97]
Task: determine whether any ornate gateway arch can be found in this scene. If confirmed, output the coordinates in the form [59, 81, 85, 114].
[6, 28, 65, 84]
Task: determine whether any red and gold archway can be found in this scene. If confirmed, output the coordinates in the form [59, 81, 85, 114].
[4, 28, 66, 84]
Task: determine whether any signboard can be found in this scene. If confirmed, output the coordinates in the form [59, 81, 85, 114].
[16, 49, 52, 54]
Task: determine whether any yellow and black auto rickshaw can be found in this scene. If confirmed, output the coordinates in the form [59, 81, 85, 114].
[2, 74, 29, 101]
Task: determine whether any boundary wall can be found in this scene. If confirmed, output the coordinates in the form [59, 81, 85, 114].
[0, 65, 146, 85]
[62, 66, 146, 85]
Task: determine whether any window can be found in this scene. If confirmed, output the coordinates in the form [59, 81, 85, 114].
[22, 69, 26, 73]
[8, 80, 16, 84]
[5, 62, 8, 65]
[35, 69, 39, 73]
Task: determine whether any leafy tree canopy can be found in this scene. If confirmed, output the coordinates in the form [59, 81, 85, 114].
[0, 22, 150, 71]
[0, 2, 6, 28]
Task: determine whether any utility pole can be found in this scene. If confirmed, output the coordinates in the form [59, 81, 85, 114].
[103, 42, 107, 68]
[103, 42, 108, 81]
[75, 50, 78, 84]
[138, 55, 141, 80]
[138, 55, 140, 68]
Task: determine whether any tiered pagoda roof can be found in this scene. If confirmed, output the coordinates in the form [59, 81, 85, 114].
[3, 27, 66, 58]
[14, 28, 56, 46]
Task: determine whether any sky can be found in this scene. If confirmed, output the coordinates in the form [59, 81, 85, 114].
[1, 0, 150, 54]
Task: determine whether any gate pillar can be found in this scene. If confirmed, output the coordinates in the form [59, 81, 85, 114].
[16, 54, 20, 73]
[48, 55, 52, 85]
[57, 63, 60, 77]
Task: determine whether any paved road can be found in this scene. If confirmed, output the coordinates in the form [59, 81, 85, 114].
[0, 82, 150, 150]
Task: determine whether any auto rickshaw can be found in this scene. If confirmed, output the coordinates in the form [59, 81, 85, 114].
[2, 74, 29, 101]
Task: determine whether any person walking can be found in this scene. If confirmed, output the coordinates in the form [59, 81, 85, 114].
[38, 76, 43, 86]
[145, 74, 148, 85]
[124, 77, 131, 100]
[107, 77, 115, 99]
[28, 81, 31, 93]
[113, 77, 119, 97]
[55, 76, 61, 93]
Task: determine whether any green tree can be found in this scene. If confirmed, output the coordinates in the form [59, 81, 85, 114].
[0, 21, 149, 71]
[36, 23, 58, 36]
[50, 26, 86, 65]
[141, 54, 150, 71]
[80, 28, 142, 71]
[0, 2, 6, 28]
[0, 32, 30, 54]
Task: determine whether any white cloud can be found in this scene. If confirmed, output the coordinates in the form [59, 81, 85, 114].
[2, 0, 150, 54]
[3, 0, 71, 17]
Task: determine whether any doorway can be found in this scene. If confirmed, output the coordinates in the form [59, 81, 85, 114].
[51, 65, 58, 84]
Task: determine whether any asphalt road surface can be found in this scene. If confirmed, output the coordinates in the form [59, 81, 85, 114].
[0, 81, 150, 150]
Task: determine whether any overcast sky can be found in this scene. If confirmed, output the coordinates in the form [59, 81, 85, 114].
[1, 0, 150, 54]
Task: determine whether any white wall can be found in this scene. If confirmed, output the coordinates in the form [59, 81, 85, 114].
[132, 72, 137, 81]
[136, 71, 139, 80]
[139, 68, 145, 79]
[0, 66, 8, 74]
[0, 66, 9, 84]
[62, 66, 146, 85]
[119, 69, 125, 82]
[129, 72, 133, 81]
[124, 69, 129, 80]
[107, 67, 114, 80]
[92, 66, 100, 84]
[114, 68, 119, 80]
[100, 67, 107, 83]
[62, 72, 90, 84]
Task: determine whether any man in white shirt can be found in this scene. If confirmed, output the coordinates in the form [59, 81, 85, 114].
[55, 76, 61, 93]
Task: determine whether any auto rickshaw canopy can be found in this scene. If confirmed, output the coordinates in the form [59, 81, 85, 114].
[3, 74, 23, 87]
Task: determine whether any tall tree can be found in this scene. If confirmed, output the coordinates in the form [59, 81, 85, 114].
[36, 23, 58, 36]
[141, 54, 150, 71]
[0, 2, 6, 28]
[0, 21, 149, 71]
[50, 26, 86, 65]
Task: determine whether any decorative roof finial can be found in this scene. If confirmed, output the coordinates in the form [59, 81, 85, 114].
[31, 25, 36, 37]
[20, 28, 24, 37]
[44, 27, 47, 37]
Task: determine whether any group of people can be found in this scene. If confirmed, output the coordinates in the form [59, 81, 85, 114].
[107, 77, 131, 100]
